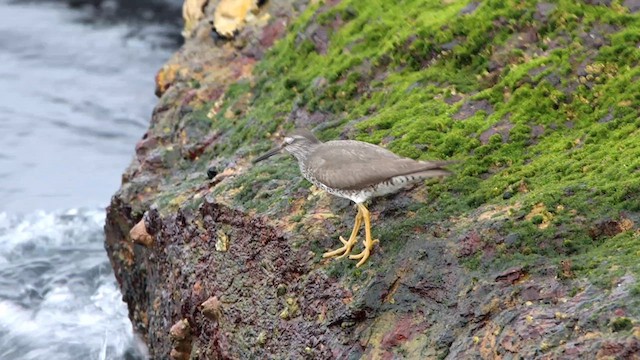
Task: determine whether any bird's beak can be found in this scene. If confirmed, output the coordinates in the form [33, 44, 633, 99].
[253, 144, 283, 163]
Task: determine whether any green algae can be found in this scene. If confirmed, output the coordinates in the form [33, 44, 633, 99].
[610, 317, 634, 332]
[160, 0, 640, 287]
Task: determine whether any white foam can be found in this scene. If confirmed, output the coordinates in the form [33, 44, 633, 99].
[0, 208, 105, 255]
[0, 209, 147, 360]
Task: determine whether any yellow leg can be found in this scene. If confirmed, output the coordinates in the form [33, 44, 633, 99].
[322, 206, 362, 259]
[349, 204, 379, 267]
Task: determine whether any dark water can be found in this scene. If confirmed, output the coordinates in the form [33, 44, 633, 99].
[0, 0, 181, 358]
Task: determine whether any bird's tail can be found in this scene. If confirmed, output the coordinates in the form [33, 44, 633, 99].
[414, 168, 453, 179]
[412, 160, 456, 179]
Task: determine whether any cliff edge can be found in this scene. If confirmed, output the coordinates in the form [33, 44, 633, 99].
[105, 0, 640, 358]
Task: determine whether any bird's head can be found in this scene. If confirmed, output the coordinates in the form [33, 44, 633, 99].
[253, 129, 321, 163]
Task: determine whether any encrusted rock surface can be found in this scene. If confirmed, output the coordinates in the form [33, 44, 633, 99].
[106, 0, 640, 358]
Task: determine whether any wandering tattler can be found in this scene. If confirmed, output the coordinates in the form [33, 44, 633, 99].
[253, 129, 452, 267]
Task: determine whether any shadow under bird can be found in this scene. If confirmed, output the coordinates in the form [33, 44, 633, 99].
[253, 129, 453, 267]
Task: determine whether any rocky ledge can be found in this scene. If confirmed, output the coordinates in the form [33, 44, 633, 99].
[105, 0, 640, 358]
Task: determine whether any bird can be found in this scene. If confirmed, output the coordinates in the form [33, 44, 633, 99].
[253, 129, 453, 267]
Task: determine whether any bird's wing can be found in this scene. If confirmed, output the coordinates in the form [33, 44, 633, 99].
[307, 140, 451, 190]
[321, 140, 403, 162]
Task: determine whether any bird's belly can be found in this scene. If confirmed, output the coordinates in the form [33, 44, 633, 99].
[371, 182, 407, 197]
[305, 174, 419, 204]
[305, 177, 371, 203]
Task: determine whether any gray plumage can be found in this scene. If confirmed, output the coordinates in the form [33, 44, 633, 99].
[254, 129, 452, 204]
[307, 140, 451, 190]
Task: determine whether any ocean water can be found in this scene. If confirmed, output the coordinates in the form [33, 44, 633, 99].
[0, 0, 181, 358]
[0, 209, 146, 359]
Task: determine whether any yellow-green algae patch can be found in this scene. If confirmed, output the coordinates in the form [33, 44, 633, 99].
[165, 0, 640, 291]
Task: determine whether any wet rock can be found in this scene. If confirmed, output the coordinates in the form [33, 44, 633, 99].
[206, 166, 218, 179]
[517, 28, 539, 49]
[200, 296, 222, 321]
[183, 132, 220, 161]
[452, 99, 494, 120]
[479, 120, 514, 144]
[169, 319, 191, 341]
[504, 233, 520, 246]
[443, 93, 463, 105]
[182, 0, 208, 38]
[211, 166, 238, 183]
[528, 65, 548, 78]
[213, 0, 259, 38]
[441, 39, 459, 51]
[169, 319, 192, 360]
[559, 259, 575, 279]
[502, 191, 514, 200]
[459, 2, 480, 15]
[589, 218, 634, 239]
[296, 23, 330, 54]
[380, 316, 427, 349]
[215, 228, 230, 252]
[544, 72, 561, 87]
[129, 218, 154, 247]
[624, 0, 640, 12]
[596, 337, 640, 358]
[289, 105, 332, 128]
[599, 108, 615, 123]
[578, 23, 616, 49]
[309, 25, 330, 54]
[105, 1, 640, 358]
[585, 0, 612, 5]
[534, 3, 556, 22]
[457, 231, 482, 257]
[135, 132, 159, 157]
[259, 19, 287, 48]
[169, 349, 190, 360]
[531, 125, 545, 139]
[495, 267, 527, 285]
[520, 285, 542, 301]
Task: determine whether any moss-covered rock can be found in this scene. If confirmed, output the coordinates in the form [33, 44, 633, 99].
[106, 0, 640, 358]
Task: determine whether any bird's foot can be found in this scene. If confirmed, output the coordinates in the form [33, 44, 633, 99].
[349, 239, 379, 267]
[323, 235, 357, 259]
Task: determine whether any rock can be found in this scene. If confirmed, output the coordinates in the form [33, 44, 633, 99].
[624, 0, 640, 13]
[459, 2, 480, 15]
[169, 319, 191, 341]
[479, 119, 514, 144]
[105, 0, 640, 358]
[129, 218, 153, 246]
[200, 296, 222, 321]
[452, 99, 494, 120]
[598, 108, 614, 123]
[495, 267, 526, 285]
[288, 104, 332, 128]
[585, 0, 612, 5]
[170, 349, 190, 360]
[534, 3, 556, 22]
[182, 0, 208, 38]
[457, 231, 482, 257]
[213, 0, 258, 38]
[206, 166, 218, 179]
[211, 166, 238, 183]
[596, 337, 640, 358]
[215, 229, 229, 251]
[169, 319, 192, 359]
[589, 218, 634, 239]
[520, 285, 542, 301]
